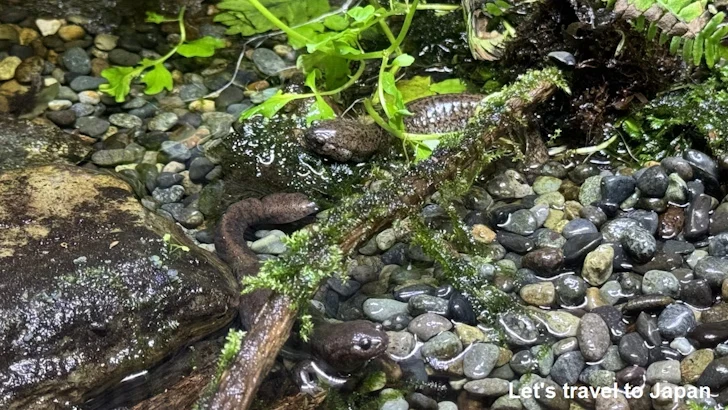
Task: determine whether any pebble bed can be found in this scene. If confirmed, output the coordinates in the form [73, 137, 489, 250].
[4, 7, 728, 410]
[0, 8, 294, 251]
[306, 151, 728, 410]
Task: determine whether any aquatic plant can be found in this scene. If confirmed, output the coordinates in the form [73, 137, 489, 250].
[228, 0, 473, 160]
[162, 233, 190, 259]
[621, 77, 728, 159]
[100, 8, 226, 102]
[215, 0, 331, 37]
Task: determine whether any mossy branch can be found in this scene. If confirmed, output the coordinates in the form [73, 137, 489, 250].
[206, 68, 566, 410]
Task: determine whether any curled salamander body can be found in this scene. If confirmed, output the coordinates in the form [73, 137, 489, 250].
[215, 193, 388, 370]
[302, 93, 484, 162]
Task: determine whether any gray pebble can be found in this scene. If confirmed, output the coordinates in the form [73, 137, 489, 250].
[421, 331, 463, 361]
[463, 343, 500, 379]
[109, 113, 143, 129]
[363, 299, 409, 322]
[149, 112, 179, 132]
[407, 313, 451, 341]
[251, 48, 288, 76]
[658, 303, 697, 339]
[152, 185, 185, 204]
[577, 313, 610, 361]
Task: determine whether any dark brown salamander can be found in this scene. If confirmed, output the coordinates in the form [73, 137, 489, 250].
[215, 193, 318, 329]
[214, 192, 388, 367]
[302, 93, 485, 162]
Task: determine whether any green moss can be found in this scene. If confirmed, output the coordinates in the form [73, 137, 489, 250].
[193, 329, 247, 410]
[321, 388, 402, 410]
[211, 112, 367, 205]
[621, 77, 728, 160]
[410, 218, 521, 327]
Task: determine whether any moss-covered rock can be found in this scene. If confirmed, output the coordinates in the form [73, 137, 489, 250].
[0, 165, 238, 409]
[210, 112, 367, 206]
[0, 117, 92, 172]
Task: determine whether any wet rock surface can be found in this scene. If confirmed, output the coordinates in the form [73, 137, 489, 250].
[0, 117, 91, 171]
[0, 165, 238, 409]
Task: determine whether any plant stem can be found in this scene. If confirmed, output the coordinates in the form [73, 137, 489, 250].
[147, 7, 188, 68]
[247, 0, 313, 45]
[318, 61, 366, 96]
[369, 0, 399, 51]
[403, 132, 452, 141]
[389, 0, 420, 52]
[378, 53, 393, 119]
[178, 6, 187, 43]
[414, 3, 461, 10]
[572, 135, 618, 154]
[298, 61, 367, 98]
[364, 98, 402, 138]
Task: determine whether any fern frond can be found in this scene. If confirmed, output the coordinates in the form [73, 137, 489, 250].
[611, 0, 728, 68]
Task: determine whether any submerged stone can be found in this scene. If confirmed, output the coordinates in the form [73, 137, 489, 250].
[0, 165, 238, 409]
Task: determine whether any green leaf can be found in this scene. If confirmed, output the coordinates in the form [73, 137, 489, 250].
[677, 2, 704, 22]
[430, 78, 468, 94]
[397, 76, 434, 102]
[701, 12, 725, 36]
[658, 31, 669, 45]
[297, 52, 351, 90]
[99, 66, 139, 102]
[392, 53, 415, 67]
[306, 97, 336, 125]
[647, 21, 658, 40]
[304, 70, 336, 125]
[693, 33, 704, 65]
[381, 72, 398, 96]
[485, 3, 504, 16]
[146, 11, 172, 24]
[217, 0, 331, 37]
[414, 139, 439, 161]
[336, 44, 362, 55]
[323, 14, 350, 31]
[705, 38, 717, 67]
[347, 5, 376, 23]
[634, 0, 652, 12]
[682, 37, 694, 61]
[396, 76, 469, 103]
[177, 36, 226, 58]
[142, 64, 174, 95]
[494, 0, 512, 9]
[710, 25, 728, 41]
[669, 36, 682, 54]
[240, 91, 298, 119]
[414, 143, 433, 161]
[289, 22, 325, 49]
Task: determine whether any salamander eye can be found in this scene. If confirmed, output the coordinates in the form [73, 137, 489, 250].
[359, 337, 372, 350]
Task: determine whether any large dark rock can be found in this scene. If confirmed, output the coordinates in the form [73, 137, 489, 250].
[0, 165, 238, 409]
[0, 117, 91, 172]
[0, 0, 203, 33]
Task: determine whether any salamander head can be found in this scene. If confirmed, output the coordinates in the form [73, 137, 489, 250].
[312, 320, 389, 372]
[302, 119, 386, 163]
